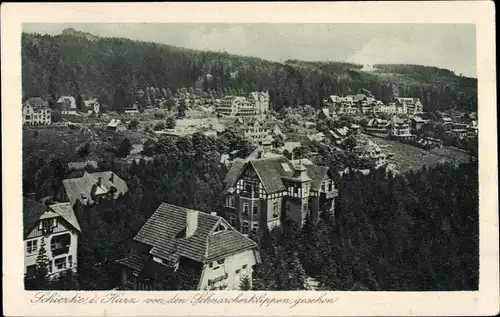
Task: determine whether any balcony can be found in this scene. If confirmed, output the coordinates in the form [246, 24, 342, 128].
[322, 189, 339, 200]
[52, 246, 70, 257]
[51, 233, 71, 257]
[239, 191, 260, 199]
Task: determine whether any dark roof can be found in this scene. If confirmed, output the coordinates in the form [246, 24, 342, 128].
[62, 171, 129, 206]
[26, 97, 47, 108]
[304, 165, 329, 191]
[223, 155, 338, 195]
[222, 159, 246, 194]
[134, 203, 257, 263]
[116, 249, 149, 276]
[250, 156, 294, 193]
[23, 198, 48, 239]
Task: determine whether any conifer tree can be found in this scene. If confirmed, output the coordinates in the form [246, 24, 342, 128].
[34, 238, 50, 289]
[240, 275, 251, 291]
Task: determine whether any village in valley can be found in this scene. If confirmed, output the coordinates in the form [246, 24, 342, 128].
[22, 27, 479, 292]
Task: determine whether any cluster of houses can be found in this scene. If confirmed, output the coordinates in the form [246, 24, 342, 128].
[24, 149, 341, 290]
[215, 91, 270, 117]
[323, 94, 423, 116]
[22, 95, 101, 126]
[23, 168, 128, 281]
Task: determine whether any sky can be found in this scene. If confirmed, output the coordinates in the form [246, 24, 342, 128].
[22, 23, 477, 78]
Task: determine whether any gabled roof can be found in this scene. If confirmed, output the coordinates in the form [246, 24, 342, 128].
[62, 171, 129, 206]
[49, 202, 82, 232]
[116, 248, 149, 276]
[26, 97, 47, 108]
[134, 203, 257, 263]
[222, 155, 337, 195]
[23, 198, 48, 239]
[107, 119, 122, 127]
[250, 156, 294, 193]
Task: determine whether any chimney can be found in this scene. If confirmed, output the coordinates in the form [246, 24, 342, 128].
[97, 176, 102, 187]
[186, 210, 199, 237]
[109, 173, 114, 183]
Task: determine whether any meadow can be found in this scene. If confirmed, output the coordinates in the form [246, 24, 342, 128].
[364, 134, 473, 172]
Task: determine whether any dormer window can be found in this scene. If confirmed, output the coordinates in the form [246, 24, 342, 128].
[281, 163, 291, 172]
[215, 223, 227, 232]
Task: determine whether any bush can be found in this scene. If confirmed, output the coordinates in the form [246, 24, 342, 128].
[165, 117, 176, 129]
[76, 142, 91, 157]
[128, 118, 140, 129]
[154, 122, 165, 131]
[115, 138, 132, 157]
[154, 111, 166, 119]
[51, 109, 62, 123]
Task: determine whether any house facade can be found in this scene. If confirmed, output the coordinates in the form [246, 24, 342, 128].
[216, 96, 255, 117]
[235, 117, 273, 143]
[117, 203, 260, 290]
[354, 140, 387, 168]
[390, 118, 414, 139]
[84, 98, 100, 114]
[23, 199, 81, 279]
[221, 155, 339, 232]
[395, 97, 424, 115]
[58, 96, 78, 115]
[248, 91, 270, 115]
[365, 118, 391, 135]
[22, 97, 51, 125]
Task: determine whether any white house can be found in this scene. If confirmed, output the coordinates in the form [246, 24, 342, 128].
[23, 199, 81, 279]
[84, 98, 100, 114]
[23, 97, 51, 125]
[58, 96, 78, 115]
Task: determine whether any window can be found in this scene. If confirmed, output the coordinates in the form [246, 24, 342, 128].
[252, 222, 259, 233]
[68, 256, 73, 267]
[236, 269, 241, 274]
[286, 203, 290, 213]
[243, 203, 249, 215]
[25, 115, 30, 120]
[48, 260, 53, 273]
[27, 240, 38, 254]
[229, 215, 236, 226]
[252, 205, 258, 216]
[217, 259, 225, 265]
[273, 202, 279, 218]
[242, 264, 248, 269]
[55, 257, 66, 270]
[245, 182, 252, 193]
[303, 203, 308, 213]
[328, 182, 333, 192]
[216, 224, 227, 232]
[227, 196, 235, 208]
[209, 262, 213, 268]
[281, 163, 291, 172]
[242, 222, 249, 234]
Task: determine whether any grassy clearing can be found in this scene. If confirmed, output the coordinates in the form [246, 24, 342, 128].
[364, 134, 472, 172]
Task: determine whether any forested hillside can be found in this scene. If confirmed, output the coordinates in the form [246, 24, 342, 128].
[22, 29, 477, 112]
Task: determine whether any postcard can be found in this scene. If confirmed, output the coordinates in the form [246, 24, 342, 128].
[2, 2, 498, 316]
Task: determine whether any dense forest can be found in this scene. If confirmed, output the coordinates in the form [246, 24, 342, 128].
[22, 30, 477, 113]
